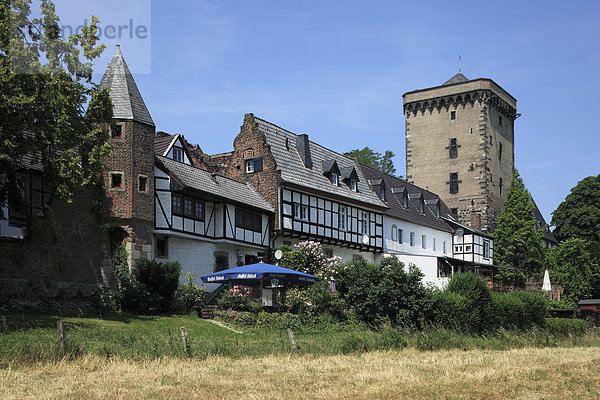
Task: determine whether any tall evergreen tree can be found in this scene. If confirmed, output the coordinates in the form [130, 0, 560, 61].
[494, 170, 546, 278]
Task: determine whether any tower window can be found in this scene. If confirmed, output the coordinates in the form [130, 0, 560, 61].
[499, 115, 502, 127]
[110, 172, 123, 189]
[111, 124, 122, 139]
[449, 173, 459, 194]
[449, 138, 458, 158]
[138, 175, 148, 193]
[450, 110, 456, 120]
[499, 177, 504, 195]
[499, 142, 503, 161]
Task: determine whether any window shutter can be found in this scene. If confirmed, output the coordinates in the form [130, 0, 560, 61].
[254, 157, 263, 172]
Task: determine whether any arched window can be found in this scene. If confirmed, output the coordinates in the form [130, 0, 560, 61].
[391, 224, 397, 241]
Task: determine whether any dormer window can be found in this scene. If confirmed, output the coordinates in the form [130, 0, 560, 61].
[349, 179, 357, 192]
[322, 160, 341, 187]
[426, 199, 441, 218]
[331, 173, 339, 186]
[340, 166, 360, 192]
[391, 187, 408, 208]
[369, 179, 386, 201]
[172, 147, 183, 162]
[409, 193, 424, 213]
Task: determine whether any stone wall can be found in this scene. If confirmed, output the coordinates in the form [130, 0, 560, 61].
[404, 86, 515, 232]
[0, 188, 116, 310]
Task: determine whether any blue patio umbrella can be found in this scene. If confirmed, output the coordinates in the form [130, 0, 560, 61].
[200, 262, 320, 286]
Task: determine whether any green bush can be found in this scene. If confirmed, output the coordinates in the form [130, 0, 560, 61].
[443, 272, 493, 334]
[545, 318, 589, 337]
[336, 257, 433, 328]
[432, 290, 480, 333]
[112, 251, 181, 314]
[178, 271, 205, 313]
[491, 291, 526, 330]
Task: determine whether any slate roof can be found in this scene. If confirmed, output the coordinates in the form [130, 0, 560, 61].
[531, 196, 558, 244]
[359, 164, 453, 233]
[155, 155, 273, 212]
[255, 117, 387, 209]
[442, 72, 469, 86]
[154, 132, 174, 156]
[99, 46, 155, 126]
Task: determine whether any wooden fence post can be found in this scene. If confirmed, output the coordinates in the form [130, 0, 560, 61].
[57, 320, 66, 352]
[180, 326, 191, 357]
[287, 328, 298, 352]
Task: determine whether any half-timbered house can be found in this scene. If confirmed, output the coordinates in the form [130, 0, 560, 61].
[217, 114, 388, 262]
[152, 133, 273, 288]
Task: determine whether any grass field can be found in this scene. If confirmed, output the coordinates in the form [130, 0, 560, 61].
[1, 312, 599, 398]
[1, 347, 599, 399]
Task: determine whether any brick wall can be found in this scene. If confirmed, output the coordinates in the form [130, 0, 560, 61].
[217, 114, 283, 230]
[0, 187, 116, 310]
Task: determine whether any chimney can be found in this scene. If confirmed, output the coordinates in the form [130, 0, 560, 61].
[296, 134, 312, 169]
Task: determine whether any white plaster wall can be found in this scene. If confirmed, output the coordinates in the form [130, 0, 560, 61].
[157, 235, 266, 292]
[389, 254, 449, 289]
[383, 216, 452, 258]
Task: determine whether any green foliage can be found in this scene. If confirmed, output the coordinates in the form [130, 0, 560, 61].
[432, 291, 480, 333]
[552, 175, 600, 243]
[491, 291, 549, 330]
[335, 257, 432, 328]
[494, 170, 546, 277]
[443, 272, 493, 333]
[0, 0, 112, 216]
[544, 318, 589, 337]
[112, 254, 181, 314]
[284, 282, 347, 321]
[548, 238, 600, 304]
[178, 271, 205, 313]
[347, 147, 400, 177]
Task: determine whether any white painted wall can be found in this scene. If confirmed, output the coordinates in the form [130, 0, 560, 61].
[382, 215, 453, 258]
[155, 233, 267, 292]
[389, 254, 450, 289]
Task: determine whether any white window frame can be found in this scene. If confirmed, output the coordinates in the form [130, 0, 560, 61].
[422, 235, 426, 249]
[361, 211, 368, 234]
[173, 147, 183, 162]
[338, 206, 346, 231]
[245, 159, 255, 173]
[410, 232, 415, 246]
[331, 173, 339, 186]
[350, 179, 357, 192]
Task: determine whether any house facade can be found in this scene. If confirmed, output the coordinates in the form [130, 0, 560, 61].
[211, 114, 388, 263]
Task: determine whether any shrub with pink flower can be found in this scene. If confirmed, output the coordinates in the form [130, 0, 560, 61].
[280, 240, 342, 281]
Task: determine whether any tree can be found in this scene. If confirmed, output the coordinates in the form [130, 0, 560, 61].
[347, 147, 399, 176]
[548, 238, 600, 305]
[0, 0, 112, 217]
[494, 170, 546, 278]
[551, 175, 600, 244]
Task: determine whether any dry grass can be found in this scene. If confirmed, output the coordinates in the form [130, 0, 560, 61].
[1, 346, 599, 399]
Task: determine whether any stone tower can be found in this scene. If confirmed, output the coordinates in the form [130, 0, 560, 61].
[403, 73, 517, 232]
[99, 45, 155, 266]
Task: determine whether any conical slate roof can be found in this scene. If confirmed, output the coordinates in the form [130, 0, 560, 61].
[442, 72, 469, 86]
[99, 45, 154, 126]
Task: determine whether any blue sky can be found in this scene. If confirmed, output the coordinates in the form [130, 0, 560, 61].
[56, 0, 599, 224]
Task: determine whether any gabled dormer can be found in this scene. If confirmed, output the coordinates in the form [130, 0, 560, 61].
[160, 134, 193, 165]
[391, 187, 408, 208]
[321, 160, 341, 186]
[409, 193, 425, 213]
[425, 199, 441, 218]
[340, 166, 360, 192]
[369, 179, 386, 201]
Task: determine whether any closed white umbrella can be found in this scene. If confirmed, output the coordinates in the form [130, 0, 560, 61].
[542, 268, 552, 292]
